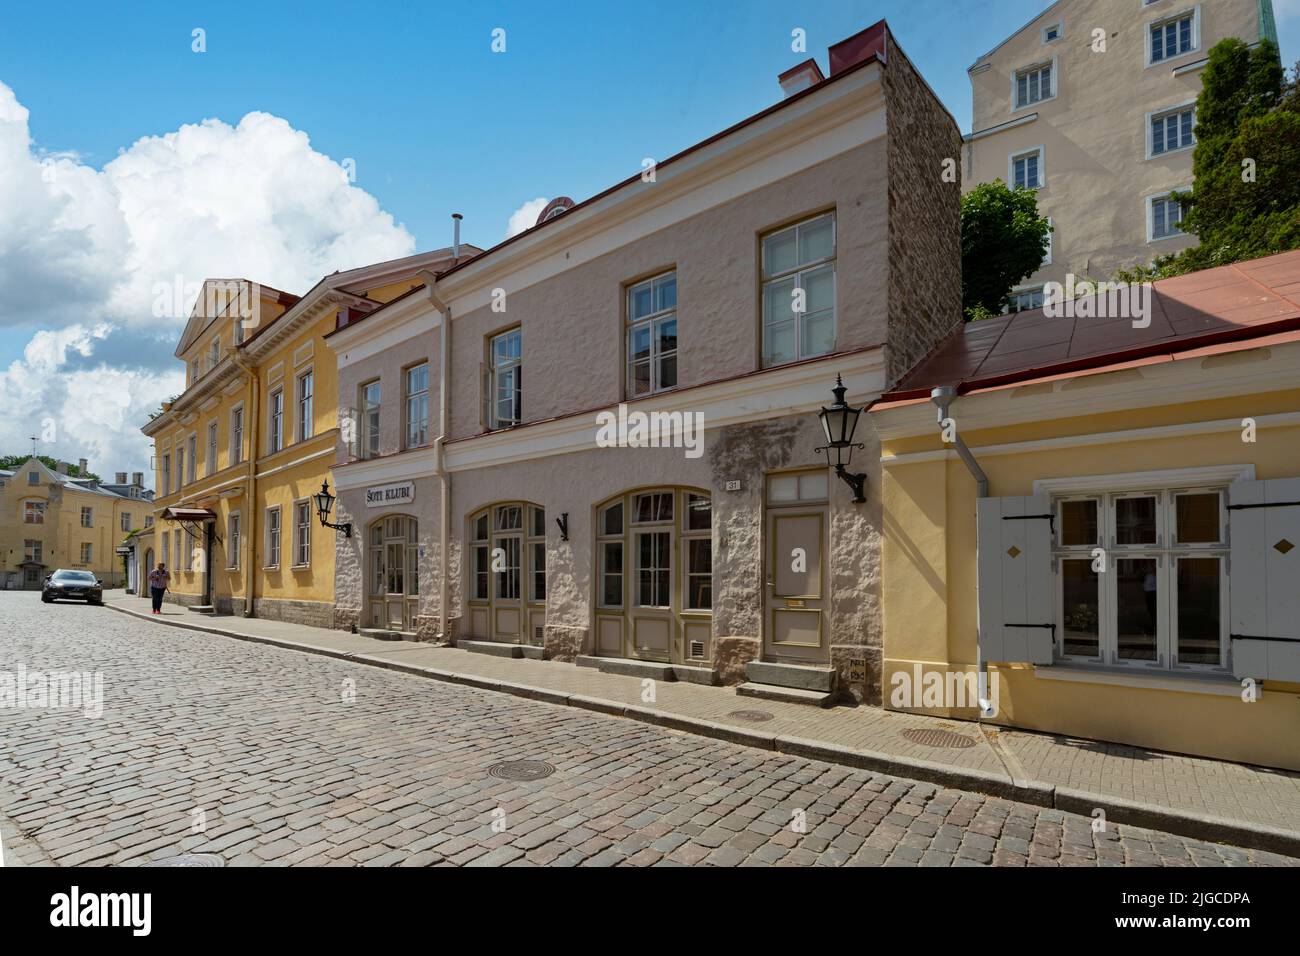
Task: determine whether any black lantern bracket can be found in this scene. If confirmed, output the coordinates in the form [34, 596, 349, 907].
[556, 512, 569, 541]
[312, 480, 353, 538]
[814, 373, 868, 504]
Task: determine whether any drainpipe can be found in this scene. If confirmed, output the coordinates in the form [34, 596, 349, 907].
[233, 353, 259, 618]
[929, 386, 994, 716]
[418, 270, 451, 642]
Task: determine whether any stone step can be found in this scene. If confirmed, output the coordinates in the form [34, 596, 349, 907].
[188, 605, 217, 615]
[359, 628, 418, 642]
[745, 659, 837, 693]
[460, 640, 523, 658]
[576, 655, 675, 681]
[672, 664, 718, 686]
[736, 682, 835, 708]
[519, 646, 546, 661]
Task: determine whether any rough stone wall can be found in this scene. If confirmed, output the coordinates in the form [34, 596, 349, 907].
[882, 33, 964, 386]
[252, 596, 333, 629]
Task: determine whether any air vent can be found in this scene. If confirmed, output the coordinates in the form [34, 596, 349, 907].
[690, 640, 706, 659]
[535, 625, 544, 644]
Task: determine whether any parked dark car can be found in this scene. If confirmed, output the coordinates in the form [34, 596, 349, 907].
[41, 569, 104, 605]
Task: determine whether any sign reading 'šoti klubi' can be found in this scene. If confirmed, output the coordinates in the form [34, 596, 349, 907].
[365, 482, 415, 508]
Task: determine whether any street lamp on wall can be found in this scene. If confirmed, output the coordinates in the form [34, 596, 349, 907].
[312, 480, 352, 538]
[815, 374, 867, 504]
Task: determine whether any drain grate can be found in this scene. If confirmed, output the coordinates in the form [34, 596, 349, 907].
[144, 853, 225, 867]
[727, 709, 775, 723]
[900, 727, 978, 749]
[488, 759, 556, 781]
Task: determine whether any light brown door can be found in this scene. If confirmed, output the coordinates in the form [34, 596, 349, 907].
[764, 505, 829, 664]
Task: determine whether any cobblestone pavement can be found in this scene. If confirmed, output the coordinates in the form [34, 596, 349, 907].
[0, 593, 1293, 867]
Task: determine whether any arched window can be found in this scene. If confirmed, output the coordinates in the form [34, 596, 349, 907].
[368, 515, 418, 631]
[467, 502, 546, 646]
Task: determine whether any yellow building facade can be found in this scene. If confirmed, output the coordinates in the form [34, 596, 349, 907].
[871, 251, 1300, 771]
[1, 457, 147, 589]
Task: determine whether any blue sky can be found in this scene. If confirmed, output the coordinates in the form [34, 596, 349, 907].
[0, 1, 1296, 473]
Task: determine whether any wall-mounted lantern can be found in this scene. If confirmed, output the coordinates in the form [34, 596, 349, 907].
[815, 374, 867, 504]
[312, 480, 352, 537]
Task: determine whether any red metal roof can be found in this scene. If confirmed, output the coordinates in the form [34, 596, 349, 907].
[879, 250, 1300, 403]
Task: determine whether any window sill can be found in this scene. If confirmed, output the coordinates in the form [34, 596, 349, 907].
[290, 563, 311, 571]
[1033, 664, 1247, 697]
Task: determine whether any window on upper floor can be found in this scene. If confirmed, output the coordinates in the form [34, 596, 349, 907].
[231, 407, 243, 465]
[297, 370, 314, 442]
[1149, 10, 1197, 65]
[1149, 192, 1187, 241]
[207, 420, 218, 476]
[208, 338, 220, 371]
[190, 359, 199, 385]
[24, 500, 45, 524]
[1005, 286, 1046, 314]
[81, 506, 93, 528]
[405, 363, 430, 448]
[121, 512, 132, 532]
[161, 453, 171, 496]
[24, 539, 41, 563]
[176, 446, 185, 489]
[1150, 105, 1195, 156]
[1042, 22, 1061, 43]
[186, 434, 197, 484]
[486, 328, 522, 430]
[26, 470, 39, 486]
[269, 389, 284, 453]
[761, 212, 836, 368]
[626, 271, 678, 398]
[360, 380, 381, 459]
[1015, 62, 1053, 108]
[1011, 147, 1044, 189]
[80, 542, 93, 564]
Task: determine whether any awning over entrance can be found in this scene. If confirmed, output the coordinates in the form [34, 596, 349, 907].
[160, 507, 217, 522]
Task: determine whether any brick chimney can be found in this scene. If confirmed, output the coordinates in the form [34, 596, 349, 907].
[78, 458, 88, 474]
[116, 472, 128, 484]
[133, 472, 144, 486]
[56, 461, 69, 475]
[778, 58, 825, 98]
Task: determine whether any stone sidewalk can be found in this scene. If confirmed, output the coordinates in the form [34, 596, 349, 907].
[103, 592, 1300, 856]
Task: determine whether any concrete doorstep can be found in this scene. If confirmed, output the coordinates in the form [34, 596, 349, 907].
[102, 596, 1300, 860]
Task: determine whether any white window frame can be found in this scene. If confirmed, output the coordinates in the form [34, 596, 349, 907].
[360, 379, 381, 459]
[266, 506, 282, 569]
[404, 362, 430, 449]
[186, 433, 197, 484]
[269, 388, 284, 454]
[230, 404, 244, 466]
[488, 328, 522, 430]
[23, 500, 46, 524]
[293, 499, 311, 568]
[1011, 57, 1057, 111]
[121, 512, 132, 532]
[207, 420, 219, 477]
[26, 470, 39, 486]
[625, 270, 678, 398]
[1147, 188, 1190, 242]
[80, 506, 93, 528]
[1005, 284, 1046, 314]
[1146, 101, 1197, 158]
[227, 511, 241, 570]
[1009, 146, 1045, 190]
[1146, 6, 1200, 67]
[161, 452, 171, 496]
[760, 211, 837, 368]
[1042, 21, 1062, 43]
[297, 368, 314, 442]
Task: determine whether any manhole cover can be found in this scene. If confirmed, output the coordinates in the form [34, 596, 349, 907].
[727, 709, 775, 722]
[900, 728, 978, 749]
[144, 853, 225, 867]
[488, 760, 556, 781]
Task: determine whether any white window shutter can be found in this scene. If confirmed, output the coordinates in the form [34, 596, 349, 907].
[1228, 478, 1300, 682]
[977, 495, 1055, 665]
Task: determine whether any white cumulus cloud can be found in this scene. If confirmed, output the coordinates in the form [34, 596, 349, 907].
[0, 80, 416, 478]
[506, 197, 550, 238]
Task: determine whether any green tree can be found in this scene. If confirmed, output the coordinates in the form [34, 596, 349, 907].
[961, 180, 1052, 320]
[1119, 40, 1298, 282]
[0, 455, 101, 481]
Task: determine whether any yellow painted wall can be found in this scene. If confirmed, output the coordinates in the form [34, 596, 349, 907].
[878, 382, 1300, 770]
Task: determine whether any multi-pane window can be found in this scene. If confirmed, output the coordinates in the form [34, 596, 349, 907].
[470, 512, 490, 600]
[1053, 487, 1228, 671]
[266, 507, 281, 567]
[121, 512, 132, 532]
[529, 506, 546, 602]
[1006, 286, 1045, 313]
[493, 504, 523, 600]
[24, 539, 41, 563]
[405, 363, 429, 448]
[1011, 149, 1042, 189]
[297, 371, 314, 442]
[186, 435, 197, 484]
[294, 501, 311, 566]
[1151, 106, 1194, 156]
[227, 513, 240, 569]
[208, 338, 220, 371]
[1015, 62, 1052, 107]
[24, 500, 45, 524]
[597, 502, 625, 608]
[176, 530, 187, 571]
[176, 446, 185, 490]
[360, 381, 381, 459]
[1151, 194, 1186, 240]
[684, 494, 712, 610]
[230, 407, 243, 465]
[488, 329, 522, 429]
[269, 389, 284, 453]
[161, 453, 171, 496]
[1150, 13, 1194, 64]
[761, 212, 836, 367]
[626, 271, 677, 397]
[207, 421, 218, 476]
[80, 542, 92, 563]
[27, 470, 38, 485]
[597, 489, 712, 612]
[81, 506, 93, 528]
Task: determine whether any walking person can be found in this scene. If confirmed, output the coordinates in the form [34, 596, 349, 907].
[148, 562, 170, 614]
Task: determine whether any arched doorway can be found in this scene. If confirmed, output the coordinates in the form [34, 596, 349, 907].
[142, 548, 154, 592]
[593, 487, 712, 663]
[466, 502, 545, 646]
[367, 515, 419, 631]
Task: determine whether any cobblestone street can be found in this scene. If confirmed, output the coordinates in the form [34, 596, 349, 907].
[0, 592, 1293, 867]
